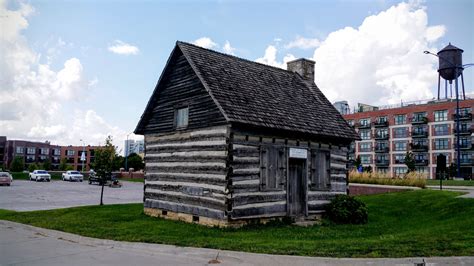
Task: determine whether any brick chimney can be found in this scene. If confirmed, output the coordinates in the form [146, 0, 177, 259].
[287, 58, 315, 82]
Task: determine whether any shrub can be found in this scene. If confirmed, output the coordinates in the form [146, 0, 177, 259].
[10, 156, 25, 172]
[326, 195, 368, 224]
[28, 163, 38, 172]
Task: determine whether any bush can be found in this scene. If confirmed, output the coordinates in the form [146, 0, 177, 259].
[10, 156, 25, 172]
[326, 195, 368, 224]
[28, 163, 38, 172]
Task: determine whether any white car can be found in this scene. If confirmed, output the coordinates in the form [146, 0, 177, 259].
[62, 171, 84, 182]
[29, 170, 51, 182]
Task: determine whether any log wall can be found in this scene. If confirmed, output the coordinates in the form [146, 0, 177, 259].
[144, 125, 230, 221]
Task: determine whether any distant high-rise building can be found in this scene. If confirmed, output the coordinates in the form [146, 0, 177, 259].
[124, 139, 144, 156]
[333, 101, 350, 115]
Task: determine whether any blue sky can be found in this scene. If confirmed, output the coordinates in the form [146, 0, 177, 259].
[1, 0, 473, 153]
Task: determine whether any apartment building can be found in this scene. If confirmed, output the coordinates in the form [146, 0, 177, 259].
[342, 99, 473, 179]
[124, 139, 144, 156]
[0, 137, 101, 171]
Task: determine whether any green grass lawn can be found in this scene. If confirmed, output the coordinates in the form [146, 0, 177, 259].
[426, 179, 474, 186]
[0, 190, 473, 258]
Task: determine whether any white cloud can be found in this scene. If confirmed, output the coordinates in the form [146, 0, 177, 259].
[108, 40, 140, 55]
[193, 37, 217, 49]
[310, 1, 443, 107]
[285, 36, 320, 50]
[255, 45, 296, 69]
[222, 40, 236, 55]
[0, 1, 128, 150]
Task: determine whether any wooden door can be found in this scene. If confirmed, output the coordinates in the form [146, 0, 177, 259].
[288, 159, 306, 217]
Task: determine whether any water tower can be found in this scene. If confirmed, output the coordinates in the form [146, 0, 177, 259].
[431, 43, 466, 100]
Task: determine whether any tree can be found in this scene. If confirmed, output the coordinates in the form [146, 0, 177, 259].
[354, 155, 362, 170]
[448, 163, 457, 179]
[126, 153, 144, 171]
[42, 158, 52, 171]
[10, 156, 25, 172]
[91, 136, 116, 205]
[28, 163, 38, 172]
[112, 155, 124, 171]
[404, 152, 416, 173]
[59, 158, 68, 171]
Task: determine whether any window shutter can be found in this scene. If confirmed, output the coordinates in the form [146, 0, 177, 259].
[310, 149, 317, 187]
[277, 148, 286, 189]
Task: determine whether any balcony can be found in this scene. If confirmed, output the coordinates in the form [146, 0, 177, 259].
[373, 120, 389, 127]
[452, 113, 472, 121]
[414, 159, 429, 166]
[374, 146, 389, 153]
[411, 131, 429, 138]
[459, 158, 473, 166]
[411, 116, 428, 124]
[411, 143, 429, 152]
[374, 133, 389, 140]
[359, 147, 372, 153]
[375, 160, 390, 166]
[453, 127, 472, 135]
[454, 143, 473, 150]
[357, 122, 371, 129]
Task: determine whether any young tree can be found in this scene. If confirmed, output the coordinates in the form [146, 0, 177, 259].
[59, 158, 69, 171]
[10, 156, 25, 172]
[112, 155, 124, 171]
[28, 163, 38, 172]
[91, 136, 116, 205]
[448, 163, 457, 179]
[404, 151, 416, 173]
[354, 155, 362, 171]
[42, 158, 52, 171]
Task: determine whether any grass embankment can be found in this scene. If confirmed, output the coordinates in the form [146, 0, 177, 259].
[349, 170, 426, 188]
[426, 179, 474, 187]
[11, 172, 62, 180]
[1, 190, 473, 257]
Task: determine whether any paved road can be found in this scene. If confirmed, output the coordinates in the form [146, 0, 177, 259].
[1, 220, 472, 266]
[0, 180, 143, 211]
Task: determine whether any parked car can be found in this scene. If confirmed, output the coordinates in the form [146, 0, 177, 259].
[62, 171, 84, 182]
[29, 170, 51, 182]
[0, 172, 13, 186]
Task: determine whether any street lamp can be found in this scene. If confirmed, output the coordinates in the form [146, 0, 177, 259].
[80, 139, 86, 173]
[424, 48, 473, 178]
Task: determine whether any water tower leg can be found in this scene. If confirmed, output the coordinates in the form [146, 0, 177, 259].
[437, 74, 441, 99]
[445, 79, 448, 99]
[461, 73, 466, 100]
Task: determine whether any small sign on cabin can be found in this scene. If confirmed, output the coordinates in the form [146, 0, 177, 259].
[289, 148, 307, 159]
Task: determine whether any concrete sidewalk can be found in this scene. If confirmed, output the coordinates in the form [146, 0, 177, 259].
[1, 220, 472, 266]
[427, 185, 474, 198]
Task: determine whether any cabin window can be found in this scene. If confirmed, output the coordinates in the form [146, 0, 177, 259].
[310, 150, 330, 190]
[260, 146, 286, 191]
[175, 107, 189, 128]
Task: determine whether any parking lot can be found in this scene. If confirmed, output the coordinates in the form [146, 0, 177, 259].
[0, 180, 143, 211]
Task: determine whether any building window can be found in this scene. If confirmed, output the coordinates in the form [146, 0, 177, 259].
[412, 112, 427, 121]
[359, 129, 371, 140]
[66, 150, 75, 156]
[16, 146, 24, 154]
[434, 110, 448, 122]
[460, 137, 471, 148]
[375, 128, 388, 138]
[460, 107, 471, 115]
[434, 124, 449, 136]
[27, 147, 36, 154]
[39, 155, 47, 162]
[360, 142, 372, 152]
[347, 120, 354, 126]
[175, 107, 189, 128]
[40, 148, 49, 155]
[360, 155, 372, 165]
[53, 149, 61, 156]
[394, 154, 405, 164]
[26, 155, 35, 163]
[393, 127, 408, 138]
[394, 141, 407, 151]
[394, 167, 407, 176]
[359, 118, 371, 127]
[377, 116, 388, 123]
[309, 150, 331, 190]
[434, 138, 449, 150]
[394, 114, 406, 125]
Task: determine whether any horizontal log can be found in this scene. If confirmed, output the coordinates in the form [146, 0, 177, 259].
[146, 172, 226, 181]
[230, 202, 287, 219]
[146, 183, 226, 195]
[230, 174, 260, 182]
[145, 191, 226, 211]
[147, 139, 227, 149]
[147, 161, 227, 168]
[147, 145, 227, 153]
[330, 182, 347, 192]
[232, 191, 286, 207]
[145, 165, 227, 174]
[145, 180, 226, 192]
[144, 199, 225, 220]
[147, 150, 227, 159]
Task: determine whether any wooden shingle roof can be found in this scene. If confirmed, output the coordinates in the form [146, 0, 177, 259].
[136, 41, 359, 142]
[177, 41, 358, 141]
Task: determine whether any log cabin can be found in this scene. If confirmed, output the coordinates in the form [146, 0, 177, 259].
[135, 41, 359, 227]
